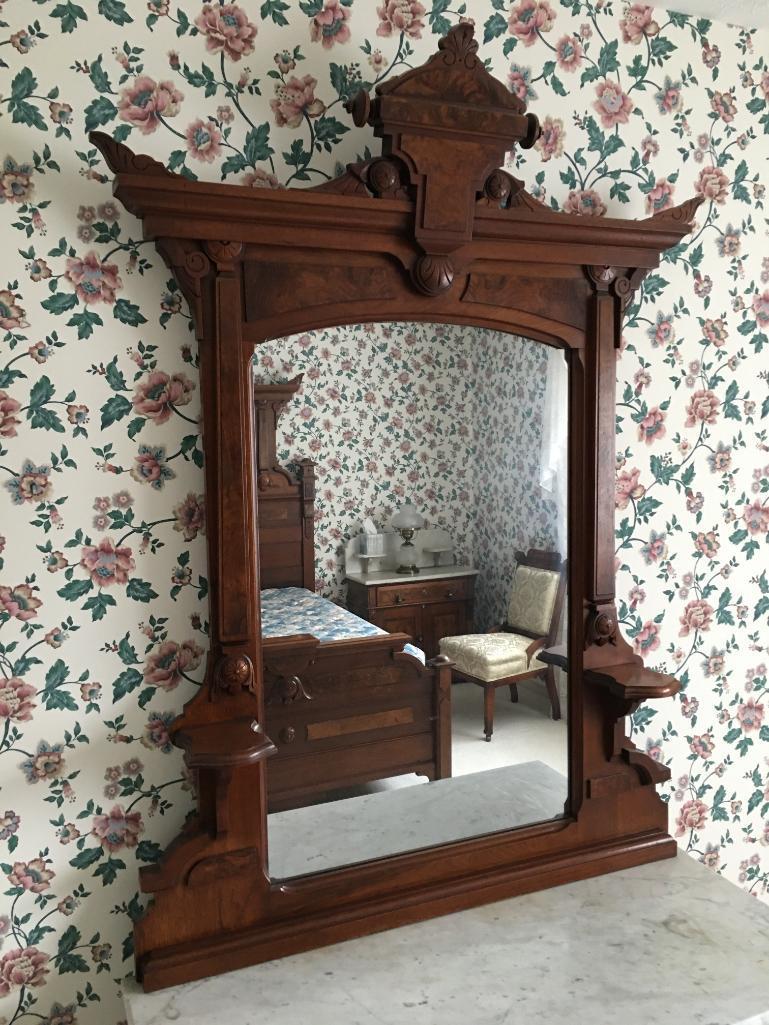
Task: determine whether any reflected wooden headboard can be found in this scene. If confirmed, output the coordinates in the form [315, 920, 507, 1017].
[253, 376, 316, 591]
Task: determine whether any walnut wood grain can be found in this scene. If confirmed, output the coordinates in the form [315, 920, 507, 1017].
[89, 22, 695, 993]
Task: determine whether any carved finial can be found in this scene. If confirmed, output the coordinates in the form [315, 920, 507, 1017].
[437, 22, 479, 67]
[89, 131, 173, 177]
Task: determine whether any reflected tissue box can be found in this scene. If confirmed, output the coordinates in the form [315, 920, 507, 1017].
[360, 533, 386, 556]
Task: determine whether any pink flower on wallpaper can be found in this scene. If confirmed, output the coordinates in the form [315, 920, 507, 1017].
[593, 80, 633, 128]
[675, 799, 709, 837]
[0, 583, 42, 621]
[195, 3, 257, 61]
[377, 0, 426, 39]
[633, 620, 660, 655]
[555, 33, 583, 71]
[508, 0, 556, 47]
[752, 289, 769, 328]
[80, 538, 135, 588]
[679, 599, 714, 637]
[64, 252, 122, 305]
[0, 390, 21, 438]
[270, 75, 325, 128]
[0, 159, 34, 205]
[694, 530, 719, 558]
[0, 946, 50, 996]
[615, 467, 645, 509]
[144, 639, 204, 690]
[685, 389, 720, 427]
[0, 677, 36, 722]
[703, 318, 728, 346]
[690, 733, 715, 758]
[535, 116, 564, 161]
[173, 492, 206, 541]
[645, 177, 675, 213]
[563, 188, 606, 216]
[242, 169, 282, 189]
[637, 405, 666, 445]
[141, 711, 175, 753]
[185, 119, 222, 163]
[711, 90, 737, 123]
[0, 289, 28, 330]
[743, 500, 769, 536]
[695, 165, 730, 205]
[117, 76, 183, 135]
[309, 0, 351, 49]
[7, 858, 55, 893]
[736, 700, 765, 732]
[132, 370, 195, 424]
[90, 804, 143, 853]
[619, 4, 659, 44]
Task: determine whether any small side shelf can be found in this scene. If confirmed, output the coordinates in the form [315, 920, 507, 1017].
[175, 717, 277, 770]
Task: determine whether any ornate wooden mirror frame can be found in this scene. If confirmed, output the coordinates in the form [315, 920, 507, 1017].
[90, 24, 700, 993]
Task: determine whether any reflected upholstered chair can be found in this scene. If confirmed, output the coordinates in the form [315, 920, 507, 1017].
[439, 549, 566, 741]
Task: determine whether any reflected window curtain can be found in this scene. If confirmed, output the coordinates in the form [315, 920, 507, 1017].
[539, 346, 569, 559]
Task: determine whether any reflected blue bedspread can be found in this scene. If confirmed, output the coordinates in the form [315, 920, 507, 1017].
[260, 586, 425, 663]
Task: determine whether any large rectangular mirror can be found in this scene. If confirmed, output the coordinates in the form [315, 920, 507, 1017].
[254, 322, 569, 879]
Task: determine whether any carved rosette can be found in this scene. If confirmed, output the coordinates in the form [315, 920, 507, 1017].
[585, 603, 618, 648]
[214, 653, 254, 695]
[411, 254, 455, 296]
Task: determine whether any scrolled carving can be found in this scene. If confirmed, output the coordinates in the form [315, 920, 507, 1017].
[411, 253, 454, 296]
[89, 131, 173, 177]
[281, 675, 312, 704]
[183, 249, 211, 279]
[215, 653, 254, 694]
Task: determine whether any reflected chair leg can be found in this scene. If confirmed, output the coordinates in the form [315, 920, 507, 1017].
[483, 684, 494, 742]
[508, 683, 518, 703]
[544, 666, 561, 721]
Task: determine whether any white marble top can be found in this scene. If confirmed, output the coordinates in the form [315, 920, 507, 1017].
[123, 853, 769, 1025]
[345, 564, 479, 586]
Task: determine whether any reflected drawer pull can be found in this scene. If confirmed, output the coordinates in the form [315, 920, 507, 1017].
[446, 590, 455, 598]
[395, 594, 404, 604]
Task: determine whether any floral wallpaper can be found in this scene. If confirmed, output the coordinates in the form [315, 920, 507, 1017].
[258, 322, 558, 629]
[1, 0, 768, 1020]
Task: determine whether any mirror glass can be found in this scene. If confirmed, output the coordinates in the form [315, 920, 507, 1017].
[254, 323, 569, 879]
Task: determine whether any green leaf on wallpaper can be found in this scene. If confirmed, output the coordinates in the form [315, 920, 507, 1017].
[746, 96, 766, 115]
[30, 407, 65, 433]
[55, 925, 89, 974]
[127, 416, 146, 439]
[84, 96, 118, 132]
[105, 356, 128, 392]
[748, 788, 765, 814]
[550, 74, 567, 97]
[716, 588, 734, 625]
[710, 784, 728, 820]
[68, 310, 104, 339]
[10, 99, 47, 132]
[126, 578, 159, 603]
[98, 0, 133, 25]
[89, 55, 113, 94]
[83, 592, 117, 621]
[244, 123, 273, 165]
[428, 0, 451, 36]
[51, 2, 88, 33]
[113, 667, 143, 700]
[11, 67, 36, 102]
[136, 840, 163, 862]
[649, 37, 676, 64]
[28, 375, 55, 408]
[596, 40, 620, 77]
[261, 0, 290, 26]
[113, 299, 147, 327]
[113, 124, 132, 143]
[483, 12, 507, 43]
[167, 150, 187, 172]
[41, 291, 78, 314]
[220, 153, 247, 178]
[117, 633, 139, 664]
[643, 274, 668, 299]
[137, 686, 155, 708]
[95, 856, 125, 885]
[753, 595, 769, 620]
[100, 394, 132, 429]
[69, 847, 102, 870]
[58, 578, 94, 601]
[299, 0, 323, 15]
[314, 116, 349, 152]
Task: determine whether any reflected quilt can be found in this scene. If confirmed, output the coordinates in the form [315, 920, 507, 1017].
[260, 586, 424, 662]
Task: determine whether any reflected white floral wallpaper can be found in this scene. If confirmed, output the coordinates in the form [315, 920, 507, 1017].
[258, 323, 558, 630]
[1, 0, 769, 1020]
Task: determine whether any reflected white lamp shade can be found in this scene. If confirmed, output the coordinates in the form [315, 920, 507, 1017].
[391, 503, 425, 531]
[392, 503, 424, 575]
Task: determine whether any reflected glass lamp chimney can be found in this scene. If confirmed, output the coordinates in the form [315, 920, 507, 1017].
[391, 503, 425, 575]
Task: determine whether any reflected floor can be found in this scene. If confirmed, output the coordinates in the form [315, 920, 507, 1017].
[269, 760, 566, 879]
[268, 681, 569, 879]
